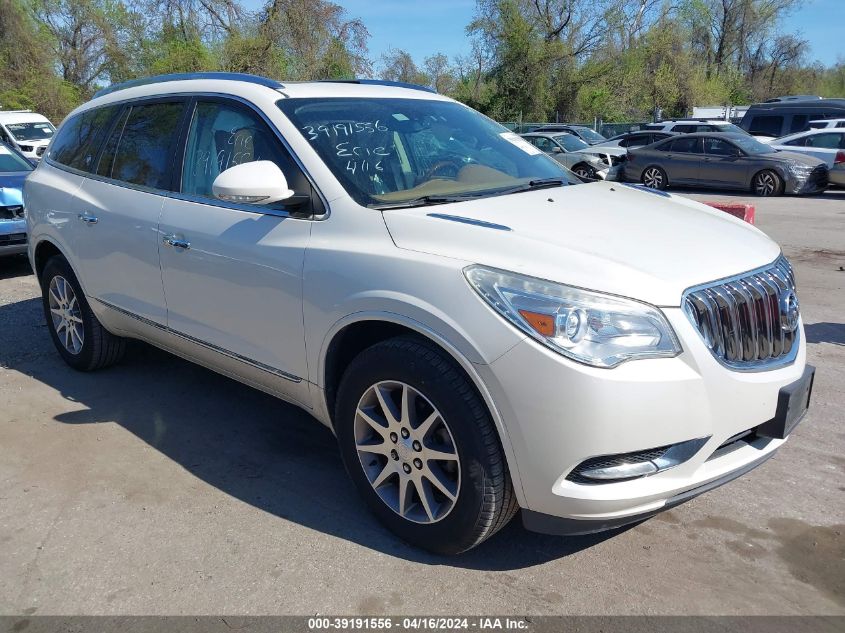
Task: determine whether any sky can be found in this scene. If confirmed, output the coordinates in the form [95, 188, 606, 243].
[243, 1, 843, 68]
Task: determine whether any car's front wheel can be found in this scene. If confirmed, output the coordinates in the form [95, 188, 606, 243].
[335, 336, 517, 554]
[752, 169, 783, 197]
[572, 163, 598, 181]
[40, 255, 125, 371]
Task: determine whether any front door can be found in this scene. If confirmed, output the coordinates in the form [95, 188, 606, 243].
[701, 137, 748, 188]
[158, 98, 314, 403]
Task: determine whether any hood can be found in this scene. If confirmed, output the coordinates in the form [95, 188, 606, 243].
[0, 173, 26, 206]
[765, 150, 826, 166]
[382, 182, 780, 307]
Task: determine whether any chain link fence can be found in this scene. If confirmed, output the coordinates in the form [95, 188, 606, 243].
[501, 121, 652, 139]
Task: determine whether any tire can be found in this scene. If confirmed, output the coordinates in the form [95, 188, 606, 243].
[572, 163, 597, 181]
[641, 165, 668, 190]
[335, 335, 518, 554]
[40, 255, 125, 371]
[752, 169, 783, 197]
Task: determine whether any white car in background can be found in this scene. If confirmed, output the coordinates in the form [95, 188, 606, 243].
[767, 128, 845, 186]
[805, 118, 845, 130]
[0, 111, 56, 160]
[25, 73, 813, 554]
[643, 119, 749, 135]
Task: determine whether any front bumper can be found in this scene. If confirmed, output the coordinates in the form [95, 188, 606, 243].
[0, 218, 27, 256]
[787, 167, 828, 194]
[478, 307, 807, 528]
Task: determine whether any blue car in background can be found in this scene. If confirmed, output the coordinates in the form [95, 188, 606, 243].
[0, 141, 32, 258]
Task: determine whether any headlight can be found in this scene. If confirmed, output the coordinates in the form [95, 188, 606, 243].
[464, 266, 681, 368]
[788, 163, 813, 177]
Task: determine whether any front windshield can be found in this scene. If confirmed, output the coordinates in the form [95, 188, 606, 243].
[574, 127, 606, 143]
[0, 143, 33, 172]
[5, 121, 55, 142]
[554, 134, 589, 152]
[277, 98, 569, 206]
[730, 135, 776, 154]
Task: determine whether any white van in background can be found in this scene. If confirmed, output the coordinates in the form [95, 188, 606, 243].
[0, 110, 56, 160]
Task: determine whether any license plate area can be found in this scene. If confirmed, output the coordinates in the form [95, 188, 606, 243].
[756, 365, 815, 440]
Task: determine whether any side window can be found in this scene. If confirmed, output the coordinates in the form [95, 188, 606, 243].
[703, 138, 736, 156]
[805, 133, 845, 149]
[698, 125, 717, 132]
[528, 137, 554, 152]
[784, 136, 808, 147]
[102, 101, 184, 189]
[48, 106, 116, 172]
[748, 115, 783, 136]
[669, 137, 702, 153]
[837, 122, 845, 128]
[673, 125, 696, 133]
[789, 115, 809, 133]
[625, 134, 648, 147]
[181, 100, 308, 208]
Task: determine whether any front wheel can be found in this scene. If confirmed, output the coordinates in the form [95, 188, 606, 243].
[335, 336, 517, 554]
[752, 169, 783, 197]
[641, 165, 668, 190]
[572, 163, 598, 181]
[40, 256, 125, 371]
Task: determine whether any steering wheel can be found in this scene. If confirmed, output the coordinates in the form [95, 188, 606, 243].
[421, 159, 463, 182]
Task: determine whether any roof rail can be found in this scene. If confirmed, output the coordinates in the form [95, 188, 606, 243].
[93, 72, 285, 98]
[317, 79, 436, 93]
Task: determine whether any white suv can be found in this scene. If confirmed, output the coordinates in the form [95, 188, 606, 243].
[0, 110, 55, 160]
[25, 73, 813, 554]
[644, 119, 749, 135]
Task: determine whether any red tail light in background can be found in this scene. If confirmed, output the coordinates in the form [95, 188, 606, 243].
[834, 151, 845, 164]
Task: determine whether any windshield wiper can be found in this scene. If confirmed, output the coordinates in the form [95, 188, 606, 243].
[495, 177, 570, 196]
[370, 194, 480, 210]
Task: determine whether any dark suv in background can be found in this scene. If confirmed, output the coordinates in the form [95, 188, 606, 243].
[740, 98, 845, 138]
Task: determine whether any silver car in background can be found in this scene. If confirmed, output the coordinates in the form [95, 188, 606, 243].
[521, 132, 626, 181]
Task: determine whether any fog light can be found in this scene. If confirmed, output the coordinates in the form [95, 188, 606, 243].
[568, 437, 710, 484]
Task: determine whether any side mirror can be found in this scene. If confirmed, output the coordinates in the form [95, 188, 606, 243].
[552, 146, 563, 153]
[212, 160, 294, 205]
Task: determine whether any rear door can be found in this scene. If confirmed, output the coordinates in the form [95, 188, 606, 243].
[62, 99, 187, 324]
[157, 97, 314, 402]
[662, 137, 704, 184]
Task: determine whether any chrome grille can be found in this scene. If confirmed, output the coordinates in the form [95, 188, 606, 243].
[682, 256, 799, 370]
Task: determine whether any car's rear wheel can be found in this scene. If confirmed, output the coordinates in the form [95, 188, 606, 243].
[752, 169, 783, 197]
[40, 256, 125, 371]
[335, 335, 518, 554]
[642, 165, 668, 190]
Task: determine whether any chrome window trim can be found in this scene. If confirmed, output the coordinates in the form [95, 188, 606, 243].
[681, 254, 800, 372]
[44, 91, 331, 221]
[94, 298, 302, 383]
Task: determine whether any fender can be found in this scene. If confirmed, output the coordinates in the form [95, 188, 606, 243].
[314, 309, 529, 508]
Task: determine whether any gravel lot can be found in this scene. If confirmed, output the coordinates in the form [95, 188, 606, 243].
[0, 189, 843, 616]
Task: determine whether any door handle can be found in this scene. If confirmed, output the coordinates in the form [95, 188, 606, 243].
[163, 234, 190, 250]
[78, 212, 98, 225]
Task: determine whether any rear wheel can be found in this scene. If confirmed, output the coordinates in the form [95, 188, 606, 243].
[752, 169, 783, 197]
[335, 336, 518, 554]
[641, 165, 668, 190]
[40, 256, 125, 371]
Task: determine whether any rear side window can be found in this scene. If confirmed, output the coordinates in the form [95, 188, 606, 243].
[837, 122, 845, 128]
[48, 107, 116, 172]
[100, 101, 184, 190]
[621, 134, 649, 147]
[672, 125, 696, 133]
[748, 115, 783, 136]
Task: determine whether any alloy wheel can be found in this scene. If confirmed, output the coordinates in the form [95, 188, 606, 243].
[48, 275, 84, 354]
[354, 380, 460, 524]
[643, 167, 664, 189]
[754, 171, 778, 196]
